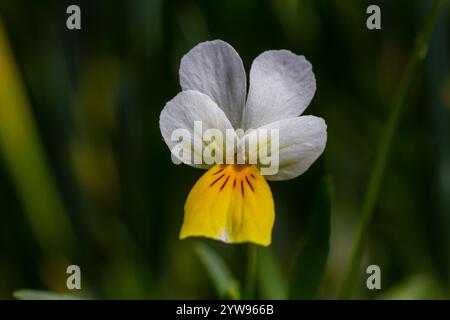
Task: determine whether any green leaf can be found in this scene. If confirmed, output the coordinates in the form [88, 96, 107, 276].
[13, 289, 84, 300]
[257, 248, 288, 299]
[194, 242, 241, 299]
[289, 176, 332, 299]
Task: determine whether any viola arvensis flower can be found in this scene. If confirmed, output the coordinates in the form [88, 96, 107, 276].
[160, 40, 327, 246]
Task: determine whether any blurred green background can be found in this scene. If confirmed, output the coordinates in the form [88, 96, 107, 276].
[0, 0, 449, 299]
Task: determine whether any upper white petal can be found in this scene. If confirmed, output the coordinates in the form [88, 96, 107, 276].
[245, 116, 327, 181]
[242, 50, 316, 129]
[159, 90, 235, 169]
[179, 40, 246, 128]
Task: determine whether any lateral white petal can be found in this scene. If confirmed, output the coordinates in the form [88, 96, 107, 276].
[243, 50, 316, 129]
[247, 116, 327, 181]
[180, 40, 246, 128]
[159, 90, 235, 169]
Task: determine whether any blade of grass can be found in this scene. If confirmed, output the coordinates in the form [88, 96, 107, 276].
[257, 248, 288, 299]
[289, 176, 332, 299]
[0, 21, 76, 255]
[194, 242, 241, 299]
[244, 244, 257, 299]
[13, 289, 84, 300]
[339, 0, 446, 299]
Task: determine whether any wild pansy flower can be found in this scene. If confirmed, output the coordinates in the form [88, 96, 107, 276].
[159, 40, 327, 246]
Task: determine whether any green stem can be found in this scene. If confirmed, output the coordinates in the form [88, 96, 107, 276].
[244, 244, 258, 299]
[339, 0, 446, 300]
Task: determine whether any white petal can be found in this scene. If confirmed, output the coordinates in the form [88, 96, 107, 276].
[245, 116, 326, 181]
[159, 90, 235, 169]
[242, 50, 316, 129]
[180, 40, 246, 128]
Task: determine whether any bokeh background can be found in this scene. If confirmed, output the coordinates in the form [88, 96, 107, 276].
[0, 0, 449, 299]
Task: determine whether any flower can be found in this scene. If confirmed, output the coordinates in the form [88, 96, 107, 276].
[159, 40, 327, 246]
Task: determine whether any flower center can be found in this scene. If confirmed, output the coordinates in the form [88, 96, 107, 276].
[209, 164, 256, 197]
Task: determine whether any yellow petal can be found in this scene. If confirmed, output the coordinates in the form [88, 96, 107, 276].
[180, 164, 275, 246]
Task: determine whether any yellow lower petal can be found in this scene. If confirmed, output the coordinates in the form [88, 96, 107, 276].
[180, 164, 275, 246]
